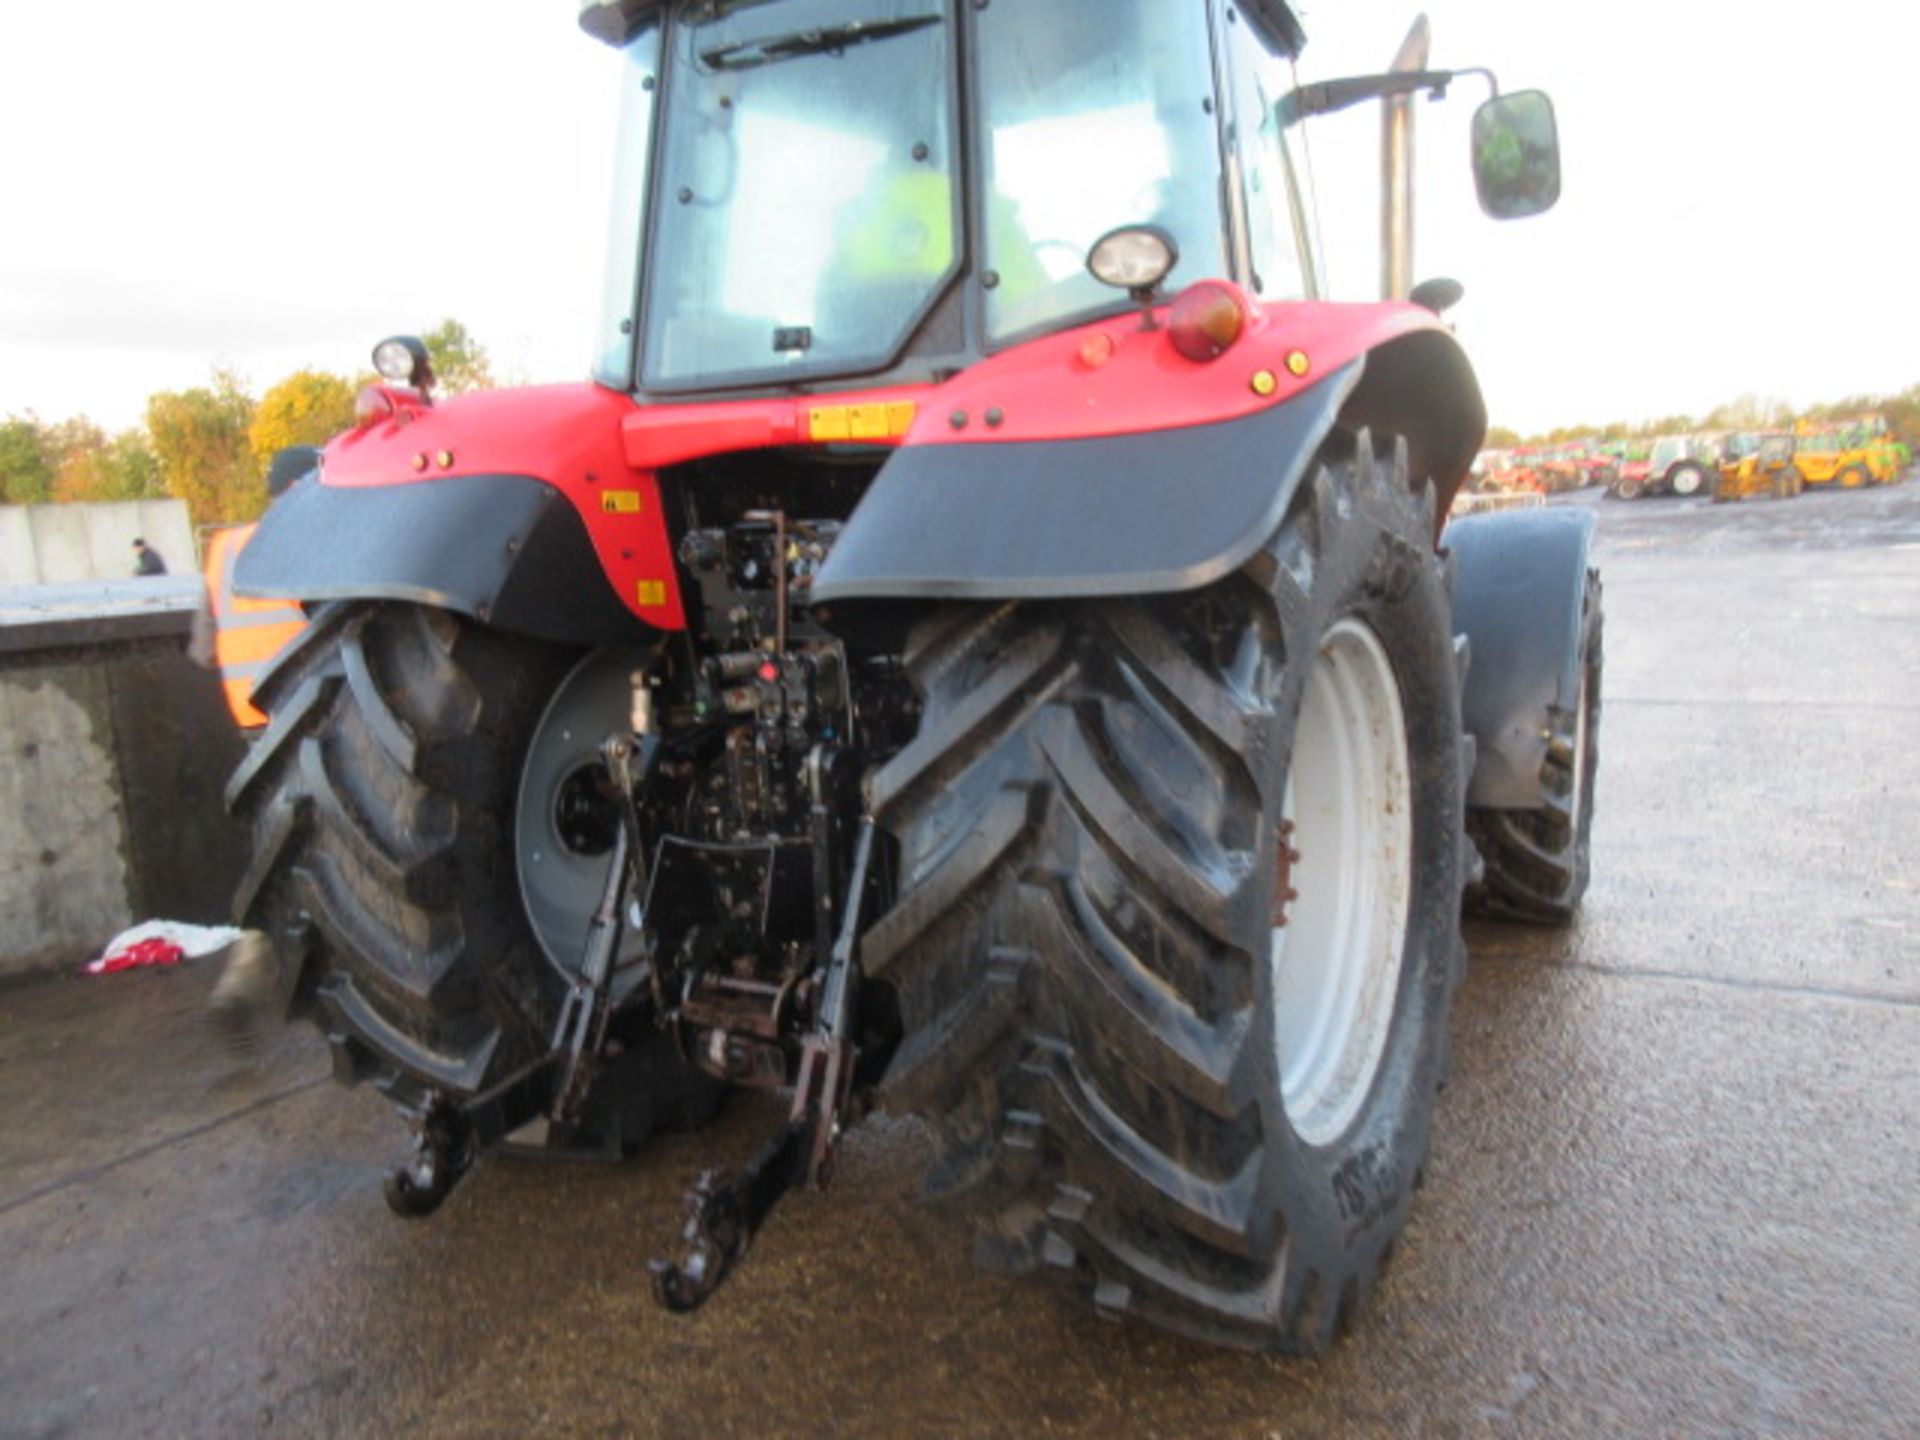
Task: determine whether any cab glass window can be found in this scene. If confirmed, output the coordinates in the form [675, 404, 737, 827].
[1224, 5, 1313, 300]
[641, 0, 957, 390]
[593, 24, 662, 389]
[975, 0, 1228, 343]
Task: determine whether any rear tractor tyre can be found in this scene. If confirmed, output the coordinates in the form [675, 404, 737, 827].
[226, 602, 721, 1153]
[864, 431, 1470, 1350]
[1466, 571, 1603, 925]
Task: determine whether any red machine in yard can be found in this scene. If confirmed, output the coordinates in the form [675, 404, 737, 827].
[227, 0, 1598, 1351]
[1611, 433, 1714, 499]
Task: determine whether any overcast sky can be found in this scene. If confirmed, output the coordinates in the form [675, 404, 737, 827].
[2, 0, 1916, 435]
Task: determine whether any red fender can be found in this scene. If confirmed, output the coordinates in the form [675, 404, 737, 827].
[322, 383, 689, 631]
[899, 291, 1453, 447]
[302, 290, 1477, 631]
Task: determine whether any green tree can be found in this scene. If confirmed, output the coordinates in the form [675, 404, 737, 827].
[421, 318, 495, 395]
[0, 415, 56, 505]
[250, 369, 356, 467]
[1483, 425, 1521, 449]
[48, 418, 109, 503]
[147, 370, 263, 526]
[97, 431, 165, 501]
[1704, 393, 1788, 432]
[1882, 383, 1920, 450]
[1644, 413, 1699, 437]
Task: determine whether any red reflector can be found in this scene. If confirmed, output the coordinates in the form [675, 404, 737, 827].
[1168, 282, 1247, 362]
[353, 384, 396, 428]
[1078, 331, 1115, 369]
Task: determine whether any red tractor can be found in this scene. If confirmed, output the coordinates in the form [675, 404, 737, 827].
[226, 0, 1598, 1351]
[1611, 433, 1714, 499]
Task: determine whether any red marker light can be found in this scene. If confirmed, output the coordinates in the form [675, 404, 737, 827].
[353, 384, 396, 428]
[758, 661, 779, 682]
[1077, 331, 1115, 369]
[1168, 281, 1248, 362]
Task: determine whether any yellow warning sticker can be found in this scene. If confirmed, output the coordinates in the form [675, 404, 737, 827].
[808, 401, 916, 443]
[636, 579, 668, 608]
[601, 490, 644, 514]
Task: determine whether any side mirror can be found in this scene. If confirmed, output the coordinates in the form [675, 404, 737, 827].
[1471, 90, 1561, 219]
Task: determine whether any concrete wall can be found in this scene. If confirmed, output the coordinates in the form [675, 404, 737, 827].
[0, 629, 248, 978]
[0, 500, 197, 585]
[0, 507, 38, 585]
[0, 665, 134, 972]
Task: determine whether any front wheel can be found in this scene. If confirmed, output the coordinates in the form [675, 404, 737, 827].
[1668, 462, 1709, 498]
[1838, 464, 1871, 490]
[864, 431, 1469, 1350]
[1467, 571, 1603, 925]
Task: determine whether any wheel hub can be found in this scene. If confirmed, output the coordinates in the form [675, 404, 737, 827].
[1272, 617, 1413, 1147]
[516, 649, 652, 976]
[553, 764, 621, 857]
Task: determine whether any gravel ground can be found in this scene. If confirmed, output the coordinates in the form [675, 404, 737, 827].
[2, 476, 1916, 1439]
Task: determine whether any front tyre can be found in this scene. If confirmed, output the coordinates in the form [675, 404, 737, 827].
[1668, 462, 1709, 498]
[1466, 571, 1603, 924]
[863, 432, 1469, 1350]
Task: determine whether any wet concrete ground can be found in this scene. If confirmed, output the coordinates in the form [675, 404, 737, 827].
[3, 480, 1918, 1438]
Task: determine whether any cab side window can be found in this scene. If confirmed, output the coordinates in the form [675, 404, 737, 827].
[1225, 6, 1314, 300]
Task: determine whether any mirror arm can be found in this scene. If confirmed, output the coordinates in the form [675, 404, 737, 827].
[1451, 66, 1500, 98]
[1279, 65, 1501, 124]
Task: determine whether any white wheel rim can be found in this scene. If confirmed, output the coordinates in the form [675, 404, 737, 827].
[1570, 660, 1592, 823]
[1273, 618, 1414, 1147]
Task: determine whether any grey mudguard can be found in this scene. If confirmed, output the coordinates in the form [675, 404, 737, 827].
[810, 361, 1363, 603]
[1444, 506, 1596, 809]
[233, 471, 647, 647]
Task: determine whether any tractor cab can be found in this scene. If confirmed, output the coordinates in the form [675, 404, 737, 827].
[583, 0, 1306, 396]
[581, 0, 1559, 399]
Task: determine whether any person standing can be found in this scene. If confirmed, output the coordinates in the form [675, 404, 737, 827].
[131, 538, 166, 576]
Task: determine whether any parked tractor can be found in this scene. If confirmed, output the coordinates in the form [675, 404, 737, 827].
[1531, 441, 1611, 493]
[223, 0, 1598, 1352]
[1471, 448, 1545, 496]
[1612, 433, 1713, 499]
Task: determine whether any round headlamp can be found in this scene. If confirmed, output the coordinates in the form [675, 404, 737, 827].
[373, 338, 422, 383]
[371, 335, 435, 395]
[1086, 225, 1180, 297]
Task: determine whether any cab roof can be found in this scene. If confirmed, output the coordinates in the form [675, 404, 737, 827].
[578, 0, 1305, 55]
